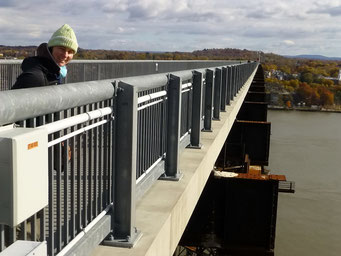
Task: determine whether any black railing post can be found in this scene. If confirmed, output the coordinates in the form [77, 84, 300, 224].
[203, 69, 214, 132]
[239, 65, 242, 90]
[105, 81, 141, 247]
[239, 65, 242, 91]
[161, 74, 183, 180]
[213, 68, 222, 120]
[188, 71, 203, 149]
[231, 65, 235, 100]
[236, 65, 240, 92]
[232, 65, 238, 98]
[226, 66, 232, 105]
[238, 65, 242, 91]
[236, 65, 239, 94]
[221, 67, 227, 112]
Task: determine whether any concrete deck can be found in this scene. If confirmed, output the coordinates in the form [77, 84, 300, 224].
[91, 70, 256, 256]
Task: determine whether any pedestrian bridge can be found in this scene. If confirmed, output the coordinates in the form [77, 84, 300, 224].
[0, 60, 264, 256]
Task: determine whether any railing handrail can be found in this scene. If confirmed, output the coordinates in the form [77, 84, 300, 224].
[0, 64, 249, 126]
[0, 80, 115, 126]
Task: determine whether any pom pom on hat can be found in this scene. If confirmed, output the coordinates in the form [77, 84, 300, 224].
[48, 24, 78, 54]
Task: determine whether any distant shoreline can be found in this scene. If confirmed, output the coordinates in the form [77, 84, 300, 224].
[268, 105, 341, 113]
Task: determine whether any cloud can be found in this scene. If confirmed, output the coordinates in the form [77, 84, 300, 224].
[314, 6, 341, 16]
[1, 0, 341, 56]
[99, 0, 222, 23]
[283, 40, 295, 46]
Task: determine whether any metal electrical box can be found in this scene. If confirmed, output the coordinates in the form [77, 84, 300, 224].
[0, 125, 48, 227]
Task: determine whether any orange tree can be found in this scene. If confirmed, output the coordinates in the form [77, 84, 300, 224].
[318, 86, 334, 105]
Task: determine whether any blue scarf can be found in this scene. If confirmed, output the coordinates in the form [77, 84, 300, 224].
[60, 65, 67, 78]
[57, 65, 67, 84]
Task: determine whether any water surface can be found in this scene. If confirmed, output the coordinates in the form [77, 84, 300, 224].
[268, 110, 341, 256]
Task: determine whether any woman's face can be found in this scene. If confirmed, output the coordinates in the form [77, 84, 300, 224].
[52, 46, 74, 66]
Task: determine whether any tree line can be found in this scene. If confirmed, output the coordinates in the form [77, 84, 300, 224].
[0, 46, 260, 61]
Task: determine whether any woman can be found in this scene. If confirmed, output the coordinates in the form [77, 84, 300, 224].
[12, 24, 78, 89]
[12, 25, 77, 163]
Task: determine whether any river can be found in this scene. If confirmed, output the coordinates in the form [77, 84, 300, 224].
[267, 110, 341, 256]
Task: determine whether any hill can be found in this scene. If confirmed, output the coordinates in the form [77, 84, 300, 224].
[284, 54, 341, 61]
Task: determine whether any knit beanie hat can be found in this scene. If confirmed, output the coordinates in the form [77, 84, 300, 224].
[48, 24, 78, 54]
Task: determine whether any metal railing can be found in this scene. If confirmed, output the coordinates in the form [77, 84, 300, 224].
[0, 81, 115, 255]
[0, 59, 242, 91]
[0, 61, 258, 255]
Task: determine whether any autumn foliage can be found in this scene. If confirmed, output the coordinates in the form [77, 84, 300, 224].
[263, 56, 341, 107]
[295, 83, 333, 105]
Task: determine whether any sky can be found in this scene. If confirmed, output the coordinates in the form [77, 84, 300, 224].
[2, 0, 341, 57]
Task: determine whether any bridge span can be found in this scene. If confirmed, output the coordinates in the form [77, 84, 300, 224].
[0, 60, 287, 256]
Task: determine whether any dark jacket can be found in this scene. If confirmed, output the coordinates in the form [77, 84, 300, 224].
[11, 43, 61, 89]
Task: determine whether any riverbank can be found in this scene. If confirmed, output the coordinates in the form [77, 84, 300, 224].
[268, 105, 341, 113]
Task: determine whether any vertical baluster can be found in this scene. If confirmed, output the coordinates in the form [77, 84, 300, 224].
[155, 101, 160, 160]
[159, 93, 165, 158]
[188, 85, 193, 132]
[82, 105, 88, 228]
[94, 102, 99, 216]
[88, 104, 93, 222]
[146, 102, 150, 172]
[150, 99, 154, 166]
[141, 103, 145, 177]
[181, 90, 185, 136]
[76, 107, 82, 234]
[18, 221, 27, 240]
[154, 95, 158, 163]
[47, 113, 55, 256]
[39, 209, 46, 242]
[108, 98, 114, 204]
[136, 106, 141, 179]
[98, 102, 104, 209]
[147, 94, 151, 168]
[37, 114, 46, 243]
[54, 112, 62, 253]
[70, 108, 76, 239]
[31, 215, 37, 241]
[103, 101, 109, 205]
[63, 133, 69, 246]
